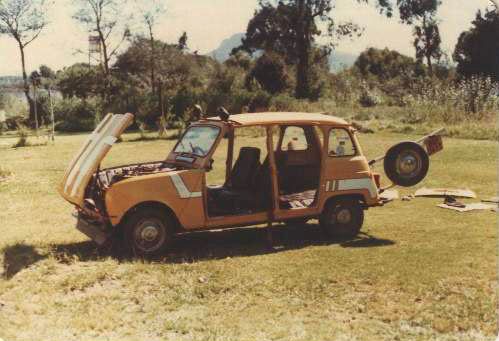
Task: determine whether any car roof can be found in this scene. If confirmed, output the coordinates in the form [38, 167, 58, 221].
[201, 112, 350, 127]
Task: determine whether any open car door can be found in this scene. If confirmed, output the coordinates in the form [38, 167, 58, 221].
[59, 113, 134, 207]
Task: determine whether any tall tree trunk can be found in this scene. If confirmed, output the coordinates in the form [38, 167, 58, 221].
[148, 22, 156, 96]
[18, 42, 35, 126]
[422, 15, 433, 76]
[426, 53, 433, 76]
[96, 22, 111, 116]
[295, 0, 311, 99]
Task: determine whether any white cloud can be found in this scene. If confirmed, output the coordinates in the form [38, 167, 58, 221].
[0, 0, 493, 76]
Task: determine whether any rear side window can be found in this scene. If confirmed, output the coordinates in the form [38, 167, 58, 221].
[328, 128, 356, 157]
[281, 126, 308, 151]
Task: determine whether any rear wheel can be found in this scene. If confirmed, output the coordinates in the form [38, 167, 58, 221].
[320, 198, 364, 238]
[124, 207, 174, 257]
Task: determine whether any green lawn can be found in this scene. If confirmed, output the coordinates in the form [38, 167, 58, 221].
[0, 130, 496, 341]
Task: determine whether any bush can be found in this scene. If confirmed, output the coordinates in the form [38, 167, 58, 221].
[54, 98, 99, 132]
[269, 94, 300, 111]
[359, 83, 382, 107]
[248, 90, 272, 112]
[13, 125, 29, 148]
[352, 112, 372, 121]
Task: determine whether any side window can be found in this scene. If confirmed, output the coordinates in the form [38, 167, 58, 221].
[328, 128, 356, 157]
[281, 126, 308, 151]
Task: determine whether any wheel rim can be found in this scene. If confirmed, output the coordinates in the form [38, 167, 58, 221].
[133, 218, 166, 253]
[335, 208, 352, 225]
[395, 150, 422, 179]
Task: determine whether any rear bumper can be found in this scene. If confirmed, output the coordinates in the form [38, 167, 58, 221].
[74, 213, 111, 246]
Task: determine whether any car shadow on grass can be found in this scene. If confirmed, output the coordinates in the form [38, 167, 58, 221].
[1, 223, 395, 278]
[167, 223, 395, 263]
[1, 243, 46, 279]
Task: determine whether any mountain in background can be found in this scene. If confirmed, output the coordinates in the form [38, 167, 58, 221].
[328, 51, 358, 72]
[207, 33, 358, 72]
[207, 33, 245, 62]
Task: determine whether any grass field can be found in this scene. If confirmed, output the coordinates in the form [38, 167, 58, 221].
[0, 129, 497, 341]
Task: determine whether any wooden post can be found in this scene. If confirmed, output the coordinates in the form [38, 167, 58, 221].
[33, 84, 39, 138]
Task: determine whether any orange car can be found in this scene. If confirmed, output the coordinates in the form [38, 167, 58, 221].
[59, 111, 443, 256]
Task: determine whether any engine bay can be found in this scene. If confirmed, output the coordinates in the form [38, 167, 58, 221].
[96, 161, 176, 188]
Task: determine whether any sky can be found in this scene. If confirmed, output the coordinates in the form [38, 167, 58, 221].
[0, 0, 494, 76]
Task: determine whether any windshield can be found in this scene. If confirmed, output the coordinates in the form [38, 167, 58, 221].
[174, 125, 220, 157]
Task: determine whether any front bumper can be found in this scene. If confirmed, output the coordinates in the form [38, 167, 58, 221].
[74, 212, 111, 246]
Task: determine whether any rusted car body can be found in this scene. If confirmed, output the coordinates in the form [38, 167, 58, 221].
[59, 112, 442, 256]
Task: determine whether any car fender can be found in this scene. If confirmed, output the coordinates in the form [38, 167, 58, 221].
[105, 170, 205, 229]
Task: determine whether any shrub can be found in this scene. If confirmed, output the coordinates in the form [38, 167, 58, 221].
[12, 124, 29, 148]
[269, 94, 300, 112]
[248, 90, 272, 112]
[54, 98, 99, 132]
[359, 82, 382, 107]
[352, 112, 372, 121]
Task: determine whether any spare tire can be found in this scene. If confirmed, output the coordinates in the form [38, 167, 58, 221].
[384, 141, 429, 187]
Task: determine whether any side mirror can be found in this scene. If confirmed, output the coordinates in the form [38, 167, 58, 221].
[383, 141, 429, 187]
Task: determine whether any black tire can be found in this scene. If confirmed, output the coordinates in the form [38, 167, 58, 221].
[320, 198, 364, 238]
[123, 207, 174, 257]
[384, 141, 429, 187]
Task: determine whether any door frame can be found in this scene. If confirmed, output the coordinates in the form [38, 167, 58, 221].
[270, 123, 325, 221]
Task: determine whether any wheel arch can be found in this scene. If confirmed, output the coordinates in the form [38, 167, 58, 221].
[322, 193, 367, 211]
[118, 201, 182, 233]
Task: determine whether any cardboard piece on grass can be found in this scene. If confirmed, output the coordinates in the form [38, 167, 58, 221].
[380, 189, 399, 202]
[482, 197, 499, 204]
[415, 188, 477, 199]
[437, 202, 497, 212]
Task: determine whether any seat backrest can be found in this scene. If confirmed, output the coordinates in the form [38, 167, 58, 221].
[227, 147, 261, 190]
[253, 153, 288, 209]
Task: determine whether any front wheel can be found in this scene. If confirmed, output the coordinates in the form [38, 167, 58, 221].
[123, 207, 174, 257]
[319, 198, 364, 238]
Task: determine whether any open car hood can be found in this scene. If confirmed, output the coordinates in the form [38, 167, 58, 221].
[59, 113, 134, 207]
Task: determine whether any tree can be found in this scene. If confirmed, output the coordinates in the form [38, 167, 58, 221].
[453, 9, 499, 81]
[29, 70, 42, 131]
[0, 0, 50, 125]
[398, 0, 442, 76]
[355, 47, 422, 80]
[247, 53, 290, 94]
[225, 51, 253, 71]
[57, 63, 103, 99]
[73, 0, 131, 110]
[237, 0, 393, 99]
[39, 65, 56, 139]
[177, 32, 188, 52]
[114, 37, 203, 125]
[491, 0, 498, 11]
[134, 0, 165, 97]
